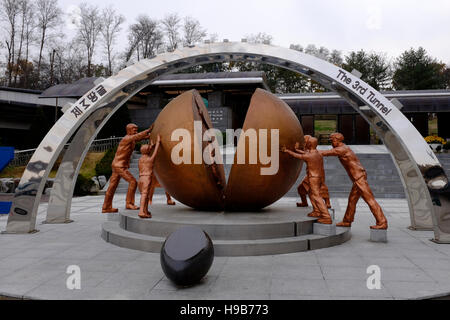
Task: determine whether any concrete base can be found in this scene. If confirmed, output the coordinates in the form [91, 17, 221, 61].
[313, 223, 337, 236]
[101, 204, 351, 256]
[370, 229, 388, 242]
[105, 212, 120, 222]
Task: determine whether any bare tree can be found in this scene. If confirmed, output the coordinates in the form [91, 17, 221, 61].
[1, 0, 20, 86]
[36, 0, 62, 81]
[77, 3, 102, 77]
[125, 15, 163, 62]
[100, 6, 124, 76]
[246, 32, 273, 44]
[161, 13, 181, 52]
[182, 16, 206, 46]
[14, 0, 35, 85]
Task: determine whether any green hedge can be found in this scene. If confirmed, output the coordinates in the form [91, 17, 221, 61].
[74, 174, 95, 196]
[95, 147, 117, 179]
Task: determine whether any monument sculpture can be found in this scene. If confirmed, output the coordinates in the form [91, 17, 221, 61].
[101, 123, 153, 213]
[147, 88, 304, 211]
[282, 137, 332, 224]
[321, 133, 388, 230]
[295, 136, 331, 209]
[7, 43, 448, 243]
[137, 135, 161, 219]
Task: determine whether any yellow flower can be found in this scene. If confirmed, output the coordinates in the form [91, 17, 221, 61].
[424, 135, 446, 144]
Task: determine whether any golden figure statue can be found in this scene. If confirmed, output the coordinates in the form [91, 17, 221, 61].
[321, 133, 388, 230]
[102, 123, 153, 213]
[296, 136, 331, 209]
[137, 136, 161, 219]
[283, 137, 332, 225]
[148, 174, 176, 206]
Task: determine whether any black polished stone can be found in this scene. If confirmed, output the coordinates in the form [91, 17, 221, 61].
[160, 226, 214, 286]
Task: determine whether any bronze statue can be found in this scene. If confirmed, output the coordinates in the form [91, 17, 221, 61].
[282, 137, 332, 224]
[321, 133, 388, 230]
[296, 136, 331, 209]
[102, 123, 153, 213]
[148, 174, 176, 206]
[138, 136, 161, 219]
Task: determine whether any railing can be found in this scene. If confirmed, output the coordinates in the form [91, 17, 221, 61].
[9, 137, 124, 167]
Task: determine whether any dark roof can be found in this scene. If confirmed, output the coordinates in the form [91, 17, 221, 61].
[39, 72, 268, 98]
[0, 86, 42, 94]
[39, 77, 100, 98]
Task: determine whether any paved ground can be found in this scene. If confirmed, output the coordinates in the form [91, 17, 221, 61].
[1, 194, 450, 300]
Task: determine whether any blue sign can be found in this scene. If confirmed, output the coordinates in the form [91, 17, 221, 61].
[0, 202, 12, 214]
[0, 147, 14, 172]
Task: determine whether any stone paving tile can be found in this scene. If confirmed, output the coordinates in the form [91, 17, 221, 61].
[0, 257, 44, 276]
[380, 267, 436, 282]
[271, 252, 318, 266]
[99, 272, 164, 290]
[0, 283, 43, 299]
[45, 248, 106, 261]
[270, 278, 329, 296]
[2, 196, 450, 300]
[218, 256, 274, 278]
[271, 263, 324, 280]
[383, 281, 448, 300]
[42, 270, 112, 288]
[421, 268, 450, 285]
[362, 257, 418, 269]
[325, 279, 392, 298]
[321, 266, 369, 280]
[92, 250, 143, 262]
[316, 255, 366, 267]
[25, 284, 150, 300]
[0, 265, 62, 288]
[210, 275, 272, 295]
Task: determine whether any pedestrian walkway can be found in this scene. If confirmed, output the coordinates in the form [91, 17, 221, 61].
[1, 195, 450, 300]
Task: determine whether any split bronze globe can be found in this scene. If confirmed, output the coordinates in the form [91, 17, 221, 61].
[102, 88, 387, 230]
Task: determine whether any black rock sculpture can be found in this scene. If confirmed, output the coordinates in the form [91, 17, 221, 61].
[160, 226, 214, 286]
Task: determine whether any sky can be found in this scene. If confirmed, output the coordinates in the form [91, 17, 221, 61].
[59, 0, 450, 64]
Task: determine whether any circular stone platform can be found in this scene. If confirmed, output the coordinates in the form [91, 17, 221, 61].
[101, 204, 351, 256]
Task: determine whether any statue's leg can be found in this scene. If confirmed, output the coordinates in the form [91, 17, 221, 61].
[356, 176, 388, 229]
[166, 192, 176, 205]
[338, 183, 361, 226]
[309, 177, 332, 224]
[297, 183, 309, 207]
[102, 171, 120, 213]
[119, 168, 138, 210]
[320, 183, 332, 208]
[138, 177, 151, 218]
[148, 183, 156, 205]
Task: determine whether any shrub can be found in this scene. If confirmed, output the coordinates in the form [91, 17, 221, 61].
[444, 142, 450, 150]
[95, 147, 117, 179]
[74, 174, 95, 196]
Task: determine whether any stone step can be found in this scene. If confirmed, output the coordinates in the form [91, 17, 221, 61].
[102, 221, 351, 257]
[118, 208, 316, 240]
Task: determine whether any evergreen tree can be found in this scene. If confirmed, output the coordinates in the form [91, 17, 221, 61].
[343, 50, 391, 91]
[393, 47, 447, 90]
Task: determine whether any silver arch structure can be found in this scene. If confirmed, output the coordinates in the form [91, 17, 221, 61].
[4, 42, 450, 243]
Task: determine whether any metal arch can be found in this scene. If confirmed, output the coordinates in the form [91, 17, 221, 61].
[4, 42, 450, 243]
